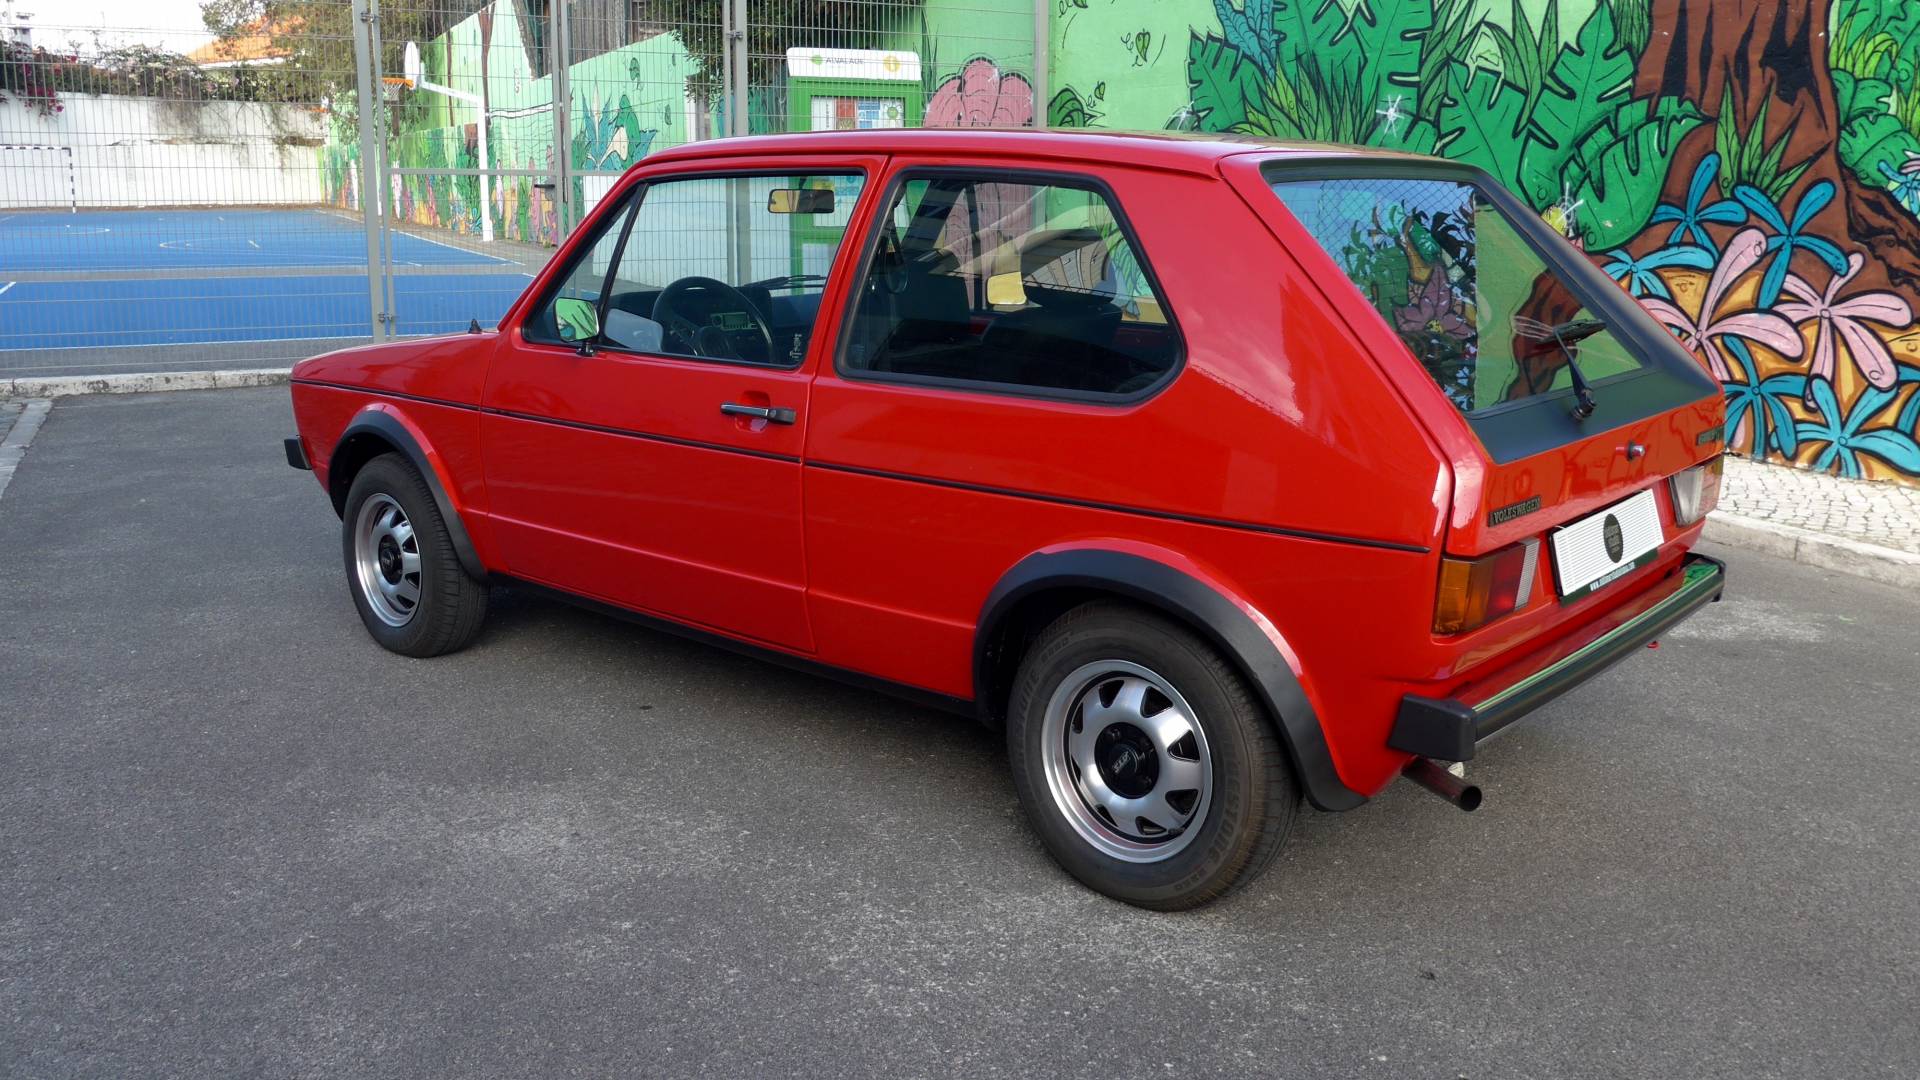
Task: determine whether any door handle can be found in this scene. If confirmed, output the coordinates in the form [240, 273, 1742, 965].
[721, 402, 797, 424]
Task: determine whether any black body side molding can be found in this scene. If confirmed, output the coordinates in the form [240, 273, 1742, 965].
[976, 550, 1366, 812]
[329, 411, 488, 582]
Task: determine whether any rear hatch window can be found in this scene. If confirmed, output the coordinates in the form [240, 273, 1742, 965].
[1266, 171, 1714, 463]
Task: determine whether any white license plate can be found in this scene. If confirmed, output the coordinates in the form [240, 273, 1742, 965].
[1550, 489, 1663, 602]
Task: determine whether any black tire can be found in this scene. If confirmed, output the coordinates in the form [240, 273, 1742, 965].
[1006, 600, 1299, 910]
[340, 453, 487, 657]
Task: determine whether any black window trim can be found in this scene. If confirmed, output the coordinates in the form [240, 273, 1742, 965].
[830, 164, 1189, 407]
[520, 167, 873, 373]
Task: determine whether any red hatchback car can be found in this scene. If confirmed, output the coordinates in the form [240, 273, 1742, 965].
[287, 129, 1726, 909]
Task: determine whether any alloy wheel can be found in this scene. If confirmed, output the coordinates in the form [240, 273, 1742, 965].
[1039, 660, 1214, 863]
[353, 493, 422, 627]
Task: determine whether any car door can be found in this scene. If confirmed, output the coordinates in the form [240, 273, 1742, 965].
[802, 165, 1196, 695]
[483, 156, 882, 652]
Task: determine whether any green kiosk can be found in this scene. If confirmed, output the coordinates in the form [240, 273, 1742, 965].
[779, 47, 925, 276]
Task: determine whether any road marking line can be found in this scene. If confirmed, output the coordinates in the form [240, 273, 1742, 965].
[0, 398, 52, 507]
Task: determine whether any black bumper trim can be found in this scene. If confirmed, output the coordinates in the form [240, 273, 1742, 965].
[283, 436, 310, 470]
[1390, 553, 1726, 761]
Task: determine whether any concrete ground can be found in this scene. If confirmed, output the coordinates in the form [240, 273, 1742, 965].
[2, 388, 1916, 1079]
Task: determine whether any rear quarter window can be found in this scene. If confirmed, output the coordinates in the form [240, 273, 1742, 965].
[1269, 176, 1644, 415]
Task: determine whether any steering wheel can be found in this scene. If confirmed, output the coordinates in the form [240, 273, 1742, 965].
[651, 276, 775, 362]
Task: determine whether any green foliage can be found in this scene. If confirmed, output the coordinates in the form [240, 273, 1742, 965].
[1482, 0, 1559, 141]
[1213, 0, 1277, 77]
[1520, 0, 1635, 206]
[1335, 204, 1414, 315]
[1239, 50, 1380, 145]
[1829, 0, 1920, 72]
[0, 40, 66, 116]
[1047, 86, 1102, 128]
[1436, 62, 1531, 192]
[1561, 96, 1708, 249]
[1899, 63, 1920, 140]
[1186, 32, 1265, 133]
[1339, 0, 1427, 101]
[1713, 83, 1815, 204]
[1838, 107, 1920, 186]
[1608, 0, 1651, 58]
[1410, 0, 1482, 123]
[1830, 12, 1899, 78]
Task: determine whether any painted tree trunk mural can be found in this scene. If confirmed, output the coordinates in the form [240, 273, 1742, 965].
[1634, 0, 1920, 294]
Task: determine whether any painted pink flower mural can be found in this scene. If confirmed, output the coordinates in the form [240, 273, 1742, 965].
[1639, 228, 1805, 381]
[1395, 272, 1471, 340]
[1777, 253, 1914, 404]
[925, 58, 1034, 128]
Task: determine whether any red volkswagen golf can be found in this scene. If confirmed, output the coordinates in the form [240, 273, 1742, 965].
[287, 130, 1726, 909]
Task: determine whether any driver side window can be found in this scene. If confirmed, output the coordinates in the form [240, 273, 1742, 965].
[525, 172, 868, 367]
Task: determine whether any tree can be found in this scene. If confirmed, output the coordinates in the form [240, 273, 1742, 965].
[0, 40, 68, 116]
[1633, 0, 1920, 292]
[199, 0, 463, 103]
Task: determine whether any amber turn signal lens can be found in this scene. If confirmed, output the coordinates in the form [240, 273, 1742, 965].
[1434, 540, 1539, 635]
[1669, 456, 1724, 527]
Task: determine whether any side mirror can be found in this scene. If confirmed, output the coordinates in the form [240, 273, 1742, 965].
[768, 188, 835, 214]
[554, 297, 601, 343]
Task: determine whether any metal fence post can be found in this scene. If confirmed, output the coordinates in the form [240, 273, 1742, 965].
[551, 0, 573, 234]
[1032, 0, 1048, 127]
[350, 0, 387, 342]
[727, 0, 748, 137]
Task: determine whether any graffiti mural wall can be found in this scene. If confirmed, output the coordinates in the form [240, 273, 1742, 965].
[1053, 0, 1920, 484]
[319, 0, 695, 246]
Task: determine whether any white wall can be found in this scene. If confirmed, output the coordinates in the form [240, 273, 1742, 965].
[1, 94, 327, 208]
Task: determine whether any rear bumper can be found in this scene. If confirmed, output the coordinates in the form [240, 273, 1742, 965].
[1389, 553, 1726, 761]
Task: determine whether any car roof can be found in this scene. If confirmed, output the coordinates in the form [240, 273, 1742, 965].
[642, 127, 1435, 177]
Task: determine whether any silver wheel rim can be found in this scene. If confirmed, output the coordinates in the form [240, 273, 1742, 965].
[1040, 660, 1214, 863]
[353, 493, 421, 628]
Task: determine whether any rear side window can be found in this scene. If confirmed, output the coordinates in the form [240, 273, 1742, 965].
[1270, 177, 1644, 414]
[840, 174, 1180, 398]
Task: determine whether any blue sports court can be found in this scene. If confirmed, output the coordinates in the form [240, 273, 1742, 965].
[0, 208, 537, 352]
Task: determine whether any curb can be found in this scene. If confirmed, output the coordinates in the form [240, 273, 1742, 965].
[1704, 511, 1920, 589]
[1, 367, 292, 400]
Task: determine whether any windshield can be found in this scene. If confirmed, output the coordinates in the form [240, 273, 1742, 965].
[1268, 177, 1643, 415]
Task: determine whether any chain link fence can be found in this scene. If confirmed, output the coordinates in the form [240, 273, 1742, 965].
[0, 0, 1037, 379]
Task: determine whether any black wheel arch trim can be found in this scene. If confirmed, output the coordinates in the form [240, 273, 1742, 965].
[976, 549, 1365, 812]
[329, 411, 488, 582]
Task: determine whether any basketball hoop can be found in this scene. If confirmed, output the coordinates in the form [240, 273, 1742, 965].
[379, 76, 412, 103]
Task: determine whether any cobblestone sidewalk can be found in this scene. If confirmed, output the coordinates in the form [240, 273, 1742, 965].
[1719, 456, 1920, 555]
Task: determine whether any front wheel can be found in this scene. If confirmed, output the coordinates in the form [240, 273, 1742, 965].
[1007, 601, 1299, 909]
[340, 453, 487, 657]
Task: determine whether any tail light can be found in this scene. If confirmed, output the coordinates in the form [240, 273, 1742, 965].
[1669, 456, 1724, 526]
[1434, 539, 1540, 635]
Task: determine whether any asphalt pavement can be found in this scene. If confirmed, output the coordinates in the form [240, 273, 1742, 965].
[2, 388, 1916, 1079]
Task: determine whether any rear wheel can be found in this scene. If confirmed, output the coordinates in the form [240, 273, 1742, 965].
[341, 453, 487, 657]
[1006, 601, 1299, 909]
